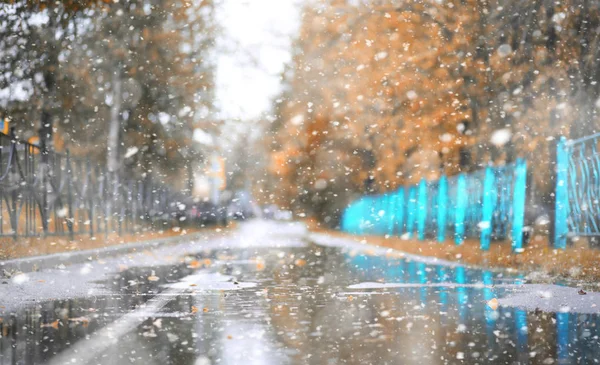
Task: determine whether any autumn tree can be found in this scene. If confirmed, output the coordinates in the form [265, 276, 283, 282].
[267, 0, 600, 226]
[1, 0, 217, 188]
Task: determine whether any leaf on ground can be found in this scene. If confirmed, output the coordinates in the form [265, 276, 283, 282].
[255, 259, 265, 271]
[188, 260, 201, 269]
[41, 319, 60, 329]
[294, 258, 307, 267]
[147, 270, 159, 282]
[68, 317, 90, 327]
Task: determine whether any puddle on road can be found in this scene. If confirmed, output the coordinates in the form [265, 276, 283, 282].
[1, 245, 599, 365]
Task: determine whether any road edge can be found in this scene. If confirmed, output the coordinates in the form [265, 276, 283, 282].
[0, 232, 207, 273]
[307, 231, 511, 273]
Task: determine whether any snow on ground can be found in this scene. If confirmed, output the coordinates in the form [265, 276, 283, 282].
[164, 272, 257, 290]
[310, 232, 600, 314]
[347, 282, 521, 289]
[0, 220, 306, 311]
[308, 232, 464, 268]
[498, 284, 600, 314]
[2, 221, 599, 315]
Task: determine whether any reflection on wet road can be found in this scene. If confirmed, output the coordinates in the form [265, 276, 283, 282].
[1, 222, 599, 364]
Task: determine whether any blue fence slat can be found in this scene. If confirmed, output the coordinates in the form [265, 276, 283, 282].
[341, 160, 530, 253]
[370, 196, 379, 234]
[406, 186, 417, 238]
[394, 188, 405, 235]
[417, 179, 427, 240]
[359, 198, 368, 234]
[454, 174, 467, 245]
[554, 137, 569, 249]
[480, 166, 495, 250]
[359, 198, 370, 234]
[386, 192, 397, 235]
[491, 166, 512, 240]
[382, 193, 391, 234]
[437, 175, 448, 242]
[557, 312, 570, 363]
[515, 308, 528, 352]
[553, 132, 600, 246]
[511, 158, 527, 251]
[346, 198, 361, 234]
[341, 130, 600, 252]
[374, 194, 386, 235]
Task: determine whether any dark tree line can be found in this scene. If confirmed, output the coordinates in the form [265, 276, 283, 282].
[0, 0, 217, 188]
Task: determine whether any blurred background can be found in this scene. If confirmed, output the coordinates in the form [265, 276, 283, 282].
[2, 0, 600, 230]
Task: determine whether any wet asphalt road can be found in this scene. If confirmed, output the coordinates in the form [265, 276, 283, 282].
[1, 221, 599, 365]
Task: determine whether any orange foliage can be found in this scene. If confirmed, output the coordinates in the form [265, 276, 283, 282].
[266, 0, 600, 224]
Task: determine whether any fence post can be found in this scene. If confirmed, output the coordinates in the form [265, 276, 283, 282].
[375, 195, 382, 235]
[370, 195, 379, 235]
[406, 186, 416, 238]
[511, 158, 527, 252]
[376, 195, 385, 235]
[341, 202, 349, 232]
[357, 198, 365, 235]
[417, 178, 427, 240]
[363, 197, 370, 234]
[454, 173, 467, 245]
[480, 166, 495, 250]
[437, 175, 448, 243]
[39, 127, 49, 236]
[354, 200, 362, 234]
[103, 169, 109, 237]
[127, 179, 133, 233]
[556, 312, 570, 363]
[554, 136, 569, 249]
[395, 188, 405, 236]
[378, 193, 388, 235]
[386, 192, 396, 236]
[88, 161, 95, 237]
[65, 149, 75, 241]
[9, 128, 18, 240]
[117, 175, 123, 236]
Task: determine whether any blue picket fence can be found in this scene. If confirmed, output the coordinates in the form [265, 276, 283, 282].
[341, 159, 528, 251]
[554, 133, 600, 248]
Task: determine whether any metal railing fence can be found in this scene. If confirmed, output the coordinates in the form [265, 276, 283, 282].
[341, 159, 528, 251]
[0, 129, 187, 240]
[554, 133, 600, 248]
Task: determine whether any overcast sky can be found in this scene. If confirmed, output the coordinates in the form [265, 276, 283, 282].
[214, 0, 302, 121]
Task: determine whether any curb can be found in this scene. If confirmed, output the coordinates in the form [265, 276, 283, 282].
[0, 232, 205, 274]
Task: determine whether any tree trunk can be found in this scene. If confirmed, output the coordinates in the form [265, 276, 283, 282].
[107, 70, 122, 173]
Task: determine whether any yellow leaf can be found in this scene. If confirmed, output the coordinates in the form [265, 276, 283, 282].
[41, 319, 60, 329]
[147, 270, 159, 282]
[294, 259, 307, 267]
[487, 298, 499, 311]
[188, 260, 201, 269]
